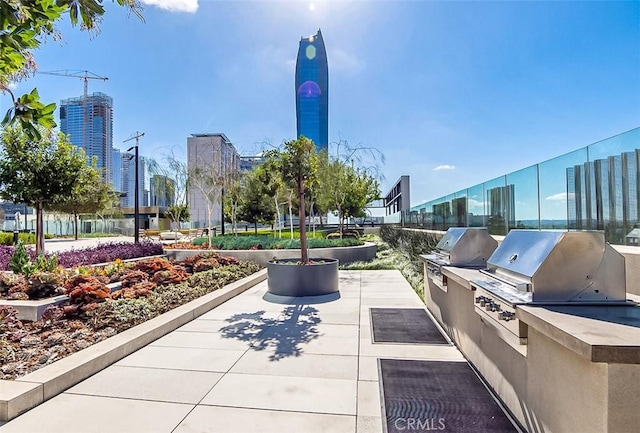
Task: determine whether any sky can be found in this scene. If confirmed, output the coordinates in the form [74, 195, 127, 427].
[2, 0, 639, 209]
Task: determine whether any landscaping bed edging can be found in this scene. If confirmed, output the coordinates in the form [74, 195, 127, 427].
[0, 268, 267, 422]
[165, 241, 377, 266]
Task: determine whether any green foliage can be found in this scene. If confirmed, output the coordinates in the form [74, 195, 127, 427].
[263, 137, 319, 263]
[88, 297, 157, 332]
[88, 262, 260, 331]
[237, 169, 276, 227]
[9, 241, 30, 275]
[0, 232, 36, 245]
[376, 227, 442, 298]
[0, 125, 92, 253]
[9, 240, 59, 277]
[1, 0, 142, 138]
[191, 235, 362, 249]
[47, 156, 114, 220]
[165, 204, 190, 225]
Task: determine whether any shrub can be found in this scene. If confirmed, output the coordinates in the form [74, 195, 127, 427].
[0, 233, 36, 245]
[191, 235, 362, 250]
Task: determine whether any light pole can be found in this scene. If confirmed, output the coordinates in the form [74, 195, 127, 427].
[124, 131, 145, 243]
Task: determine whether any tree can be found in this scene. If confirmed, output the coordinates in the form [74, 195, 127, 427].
[318, 160, 380, 236]
[266, 137, 319, 264]
[95, 190, 123, 233]
[47, 160, 113, 240]
[256, 158, 287, 238]
[165, 204, 190, 240]
[188, 156, 224, 247]
[238, 169, 274, 234]
[1, 0, 142, 139]
[147, 151, 188, 237]
[0, 125, 89, 253]
[223, 170, 244, 235]
[342, 169, 380, 224]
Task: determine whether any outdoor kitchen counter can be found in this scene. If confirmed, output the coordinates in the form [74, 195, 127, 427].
[442, 266, 640, 364]
[517, 303, 640, 364]
[440, 266, 480, 290]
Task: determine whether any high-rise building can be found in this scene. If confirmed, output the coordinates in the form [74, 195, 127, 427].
[295, 29, 329, 153]
[150, 175, 175, 208]
[187, 133, 240, 227]
[120, 152, 146, 208]
[60, 92, 113, 181]
[111, 148, 122, 192]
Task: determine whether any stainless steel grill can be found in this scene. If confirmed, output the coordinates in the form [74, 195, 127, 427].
[471, 230, 632, 345]
[422, 227, 498, 292]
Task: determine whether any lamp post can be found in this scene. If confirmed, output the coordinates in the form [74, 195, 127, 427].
[124, 131, 145, 243]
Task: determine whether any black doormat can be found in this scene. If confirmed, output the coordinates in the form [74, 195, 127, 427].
[380, 359, 519, 433]
[371, 308, 448, 344]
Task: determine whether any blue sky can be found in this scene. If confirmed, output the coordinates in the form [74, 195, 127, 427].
[2, 0, 639, 207]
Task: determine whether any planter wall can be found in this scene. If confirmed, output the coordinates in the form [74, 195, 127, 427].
[165, 242, 377, 267]
[267, 258, 339, 297]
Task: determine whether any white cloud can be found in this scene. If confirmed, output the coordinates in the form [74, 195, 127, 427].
[545, 192, 575, 201]
[8, 82, 17, 90]
[140, 0, 198, 13]
[433, 164, 455, 171]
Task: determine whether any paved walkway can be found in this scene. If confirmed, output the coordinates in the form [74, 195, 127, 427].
[0, 270, 465, 433]
[43, 236, 136, 253]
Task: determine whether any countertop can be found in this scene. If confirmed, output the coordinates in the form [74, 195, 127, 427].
[440, 266, 640, 364]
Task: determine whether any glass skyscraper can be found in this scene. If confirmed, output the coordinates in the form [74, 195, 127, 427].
[295, 29, 328, 153]
[59, 92, 113, 182]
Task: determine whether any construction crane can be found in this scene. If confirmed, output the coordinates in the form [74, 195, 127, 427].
[38, 70, 108, 151]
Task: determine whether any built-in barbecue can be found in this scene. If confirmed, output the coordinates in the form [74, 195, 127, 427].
[422, 227, 498, 292]
[471, 230, 633, 345]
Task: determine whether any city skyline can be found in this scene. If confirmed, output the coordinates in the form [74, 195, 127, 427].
[1, 1, 638, 205]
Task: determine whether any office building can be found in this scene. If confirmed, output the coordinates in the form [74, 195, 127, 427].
[239, 155, 265, 172]
[187, 133, 240, 227]
[150, 175, 175, 208]
[120, 152, 146, 208]
[295, 29, 329, 153]
[59, 92, 113, 181]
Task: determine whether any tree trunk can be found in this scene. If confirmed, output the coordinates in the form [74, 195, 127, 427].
[288, 196, 293, 240]
[74, 213, 79, 240]
[36, 201, 44, 255]
[298, 175, 308, 264]
[254, 221, 258, 235]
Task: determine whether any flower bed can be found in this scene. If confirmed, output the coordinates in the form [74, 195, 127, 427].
[0, 253, 261, 380]
[0, 241, 164, 270]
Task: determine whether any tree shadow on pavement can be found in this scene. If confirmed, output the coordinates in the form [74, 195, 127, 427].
[219, 305, 322, 361]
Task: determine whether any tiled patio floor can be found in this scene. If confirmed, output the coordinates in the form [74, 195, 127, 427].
[0, 270, 465, 433]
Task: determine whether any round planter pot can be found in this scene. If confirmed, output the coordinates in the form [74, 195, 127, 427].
[267, 258, 339, 297]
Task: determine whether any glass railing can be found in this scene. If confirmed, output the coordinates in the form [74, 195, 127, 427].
[402, 127, 640, 246]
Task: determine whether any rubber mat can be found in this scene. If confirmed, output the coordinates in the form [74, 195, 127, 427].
[380, 359, 519, 433]
[370, 308, 448, 344]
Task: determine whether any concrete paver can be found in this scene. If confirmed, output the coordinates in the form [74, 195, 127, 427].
[0, 393, 193, 433]
[173, 406, 356, 433]
[66, 365, 223, 404]
[201, 373, 357, 415]
[1, 270, 467, 433]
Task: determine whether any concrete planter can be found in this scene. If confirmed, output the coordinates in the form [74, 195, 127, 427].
[267, 258, 339, 297]
[165, 242, 377, 267]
